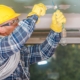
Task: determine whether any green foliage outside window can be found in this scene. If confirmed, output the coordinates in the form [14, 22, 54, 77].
[30, 45, 80, 80]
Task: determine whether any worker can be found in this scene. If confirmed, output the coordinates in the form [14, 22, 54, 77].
[0, 3, 66, 80]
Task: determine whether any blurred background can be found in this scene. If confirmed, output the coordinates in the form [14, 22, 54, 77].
[30, 44, 80, 80]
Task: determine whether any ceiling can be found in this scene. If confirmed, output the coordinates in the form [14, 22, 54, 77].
[0, 0, 80, 13]
[26, 30, 80, 44]
[1, 0, 80, 44]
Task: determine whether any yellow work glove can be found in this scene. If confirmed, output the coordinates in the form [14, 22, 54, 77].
[27, 3, 47, 17]
[50, 10, 66, 33]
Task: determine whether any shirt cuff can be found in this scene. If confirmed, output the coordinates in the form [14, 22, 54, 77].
[46, 30, 61, 47]
[27, 15, 38, 23]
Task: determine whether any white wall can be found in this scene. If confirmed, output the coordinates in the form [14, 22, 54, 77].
[19, 13, 80, 30]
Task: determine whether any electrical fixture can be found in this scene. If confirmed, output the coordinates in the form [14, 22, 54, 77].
[38, 61, 48, 65]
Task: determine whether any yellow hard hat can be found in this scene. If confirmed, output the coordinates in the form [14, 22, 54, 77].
[0, 5, 20, 24]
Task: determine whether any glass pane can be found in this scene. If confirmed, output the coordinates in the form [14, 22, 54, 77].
[30, 44, 80, 80]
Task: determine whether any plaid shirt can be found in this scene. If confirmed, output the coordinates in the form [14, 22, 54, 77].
[0, 15, 61, 80]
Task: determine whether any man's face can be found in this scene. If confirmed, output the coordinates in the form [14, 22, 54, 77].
[0, 17, 19, 36]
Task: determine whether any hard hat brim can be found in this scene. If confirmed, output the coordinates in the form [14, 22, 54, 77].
[11, 13, 20, 20]
[0, 13, 20, 24]
[14, 13, 20, 18]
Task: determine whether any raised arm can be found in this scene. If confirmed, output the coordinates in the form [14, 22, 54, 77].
[0, 3, 47, 63]
[20, 30, 61, 64]
[0, 15, 38, 60]
[20, 10, 66, 64]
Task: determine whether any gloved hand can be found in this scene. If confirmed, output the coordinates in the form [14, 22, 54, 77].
[50, 10, 66, 33]
[27, 3, 47, 17]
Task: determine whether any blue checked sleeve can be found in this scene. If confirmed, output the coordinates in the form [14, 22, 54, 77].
[21, 30, 61, 64]
[0, 15, 38, 62]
